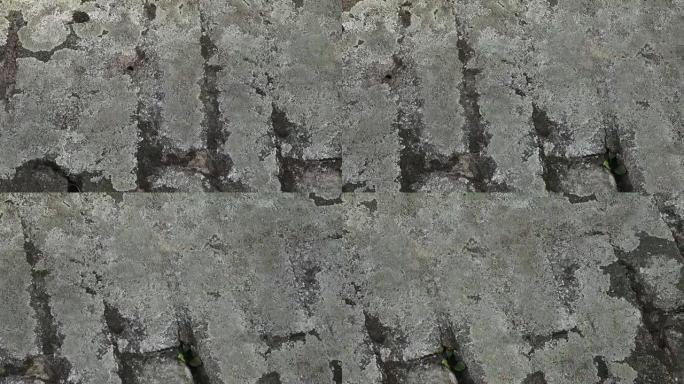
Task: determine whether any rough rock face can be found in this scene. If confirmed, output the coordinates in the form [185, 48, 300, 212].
[0, 1, 682, 384]
[0, 0, 680, 195]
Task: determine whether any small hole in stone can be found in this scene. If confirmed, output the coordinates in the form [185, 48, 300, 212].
[126, 65, 134, 72]
[72, 11, 90, 23]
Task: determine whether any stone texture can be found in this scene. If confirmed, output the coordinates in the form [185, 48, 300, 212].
[1, 1, 683, 384]
[0, 194, 682, 383]
[0, 0, 679, 195]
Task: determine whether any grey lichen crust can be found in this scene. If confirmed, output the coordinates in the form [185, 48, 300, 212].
[0, 194, 681, 383]
[0, 0, 681, 195]
[0, 0, 683, 384]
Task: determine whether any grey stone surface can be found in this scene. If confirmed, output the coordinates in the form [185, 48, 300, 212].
[0, 194, 682, 383]
[0, 0, 680, 194]
[1, 1, 683, 384]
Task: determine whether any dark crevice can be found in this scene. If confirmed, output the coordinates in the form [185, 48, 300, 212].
[199, 15, 246, 192]
[603, 118, 634, 192]
[257, 371, 282, 384]
[259, 330, 320, 356]
[71, 11, 90, 24]
[605, 234, 683, 382]
[329, 360, 342, 384]
[392, 43, 504, 192]
[103, 301, 140, 384]
[522, 371, 548, 384]
[363, 312, 475, 384]
[17, 25, 81, 63]
[437, 321, 476, 384]
[144, 2, 157, 20]
[654, 196, 684, 258]
[360, 199, 378, 213]
[457, 33, 490, 155]
[532, 103, 560, 192]
[276, 157, 342, 193]
[104, 302, 213, 384]
[308, 192, 342, 206]
[532, 104, 617, 197]
[342, 181, 374, 192]
[271, 103, 297, 140]
[177, 314, 211, 384]
[0, 159, 89, 192]
[134, 96, 164, 191]
[0, 11, 23, 107]
[593, 356, 613, 384]
[523, 327, 583, 356]
[19, 221, 72, 384]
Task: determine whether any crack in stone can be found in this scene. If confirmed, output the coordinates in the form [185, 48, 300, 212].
[522, 371, 548, 384]
[392, 45, 506, 192]
[198, 14, 247, 192]
[177, 312, 212, 384]
[259, 330, 320, 356]
[654, 196, 684, 258]
[16, 25, 81, 63]
[276, 156, 342, 193]
[0, 11, 23, 108]
[603, 117, 634, 192]
[605, 234, 683, 381]
[0, 159, 85, 192]
[456, 32, 490, 155]
[523, 327, 583, 356]
[362, 312, 476, 384]
[329, 360, 342, 384]
[19, 220, 72, 384]
[257, 371, 282, 384]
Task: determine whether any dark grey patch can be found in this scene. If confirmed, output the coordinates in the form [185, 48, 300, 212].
[655, 197, 684, 257]
[103, 301, 146, 354]
[531, 103, 561, 192]
[0, 11, 23, 106]
[593, 356, 612, 383]
[329, 360, 342, 384]
[391, 50, 506, 192]
[292, 0, 304, 9]
[277, 157, 341, 193]
[0, 159, 116, 192]
[72, 11, 90, 23]
[604, 234, 683, 382]
[260, 330, 319, 356]
[20, 225, 73, 383]
[198, 19, 247, 192]
[308, 193, 343, 206]
[289, 248, 324, 313]
[17, 25, 81, 63]
[566, 193, 597, 204]
[341, 0, 362, 12]
[638, 44, 661, 64]
[523, 327, 583, 355]
[398, 8, 411, 28]
[363, 312, 392, 346]
[603, 117, 634, 192]
[547, 0, 558, 7]
[144, 3, 157, 20]
[437, 322, 477, 384]
[177, 314, 212, 384]
[342, 181, 374, 192]
[457, 33, 490, 154]
[257, 371, 282, 384]
[271, 103, 296, 139]
[522, 371, 548, 384]
[360, 199, 377, 213]
[0, 355, 71, 384]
